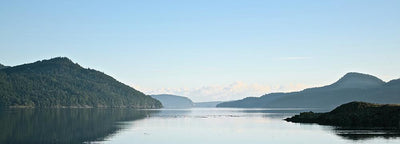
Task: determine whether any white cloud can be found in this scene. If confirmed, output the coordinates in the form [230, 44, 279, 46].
[133, 81, 316, 102]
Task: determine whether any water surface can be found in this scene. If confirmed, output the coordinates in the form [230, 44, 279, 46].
[1, 108, 399, 144]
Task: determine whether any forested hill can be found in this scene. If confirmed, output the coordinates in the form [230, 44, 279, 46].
[0, 57, 162, 108]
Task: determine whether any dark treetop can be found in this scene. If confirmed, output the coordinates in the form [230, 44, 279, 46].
[285, 101, 400, 128]
[0, 57, 162, 108]
[0, 63, 8, 69]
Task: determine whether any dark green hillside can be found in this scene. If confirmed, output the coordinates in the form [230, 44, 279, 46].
[285, 102, 400, 128]
[0, 57, 162, 108]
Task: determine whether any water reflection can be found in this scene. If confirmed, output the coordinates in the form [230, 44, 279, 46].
[1, 108, 399, 144]
[148, 109, 191, 118]
[0, 108, 157, 144]
[239, 108, 329, 119]
[150, 108, 400, 142]
[248, 109, 400, 142]
[334, 128, 400, 141]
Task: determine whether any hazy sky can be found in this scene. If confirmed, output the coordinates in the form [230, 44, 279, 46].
[1, 0, 399, 102]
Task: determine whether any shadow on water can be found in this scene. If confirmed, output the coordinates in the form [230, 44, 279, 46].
[0, 108, 159, 144]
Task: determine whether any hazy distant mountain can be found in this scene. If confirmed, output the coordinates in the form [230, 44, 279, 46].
[194, 101, 223, 107]
[151, 94, 194, 108]
[217, 72, 400, 109]
[216, 93, 286, 108]
[151, 94, 224, 108]
[0, 57, 162, 108]
[324, 72, 385, 89]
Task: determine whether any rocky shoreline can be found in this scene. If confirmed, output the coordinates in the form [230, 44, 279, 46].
[285, 101, 400, 128]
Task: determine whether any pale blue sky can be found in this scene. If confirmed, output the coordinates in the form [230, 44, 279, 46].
[1, 0, 399, 101]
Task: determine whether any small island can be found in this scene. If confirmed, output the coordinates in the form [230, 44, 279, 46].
[285, 101, 400, 128]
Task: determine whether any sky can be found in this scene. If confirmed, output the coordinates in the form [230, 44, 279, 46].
[1, 0, 399, 102]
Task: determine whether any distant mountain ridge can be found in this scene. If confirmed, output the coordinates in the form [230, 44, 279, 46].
[217, 72, 400, 109]
[327, 72, 385, 89]
[151, 94, 194, 108]
[151, 94, 223, 108]
[0, 57, 162, 108]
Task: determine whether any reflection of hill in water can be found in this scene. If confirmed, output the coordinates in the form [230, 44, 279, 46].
[0, 108, 157, 143]
[338, 133, 400, 141]
[334, 128, 400, 141]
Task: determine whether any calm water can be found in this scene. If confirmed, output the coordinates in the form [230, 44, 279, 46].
[1, 108, 399, 144]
